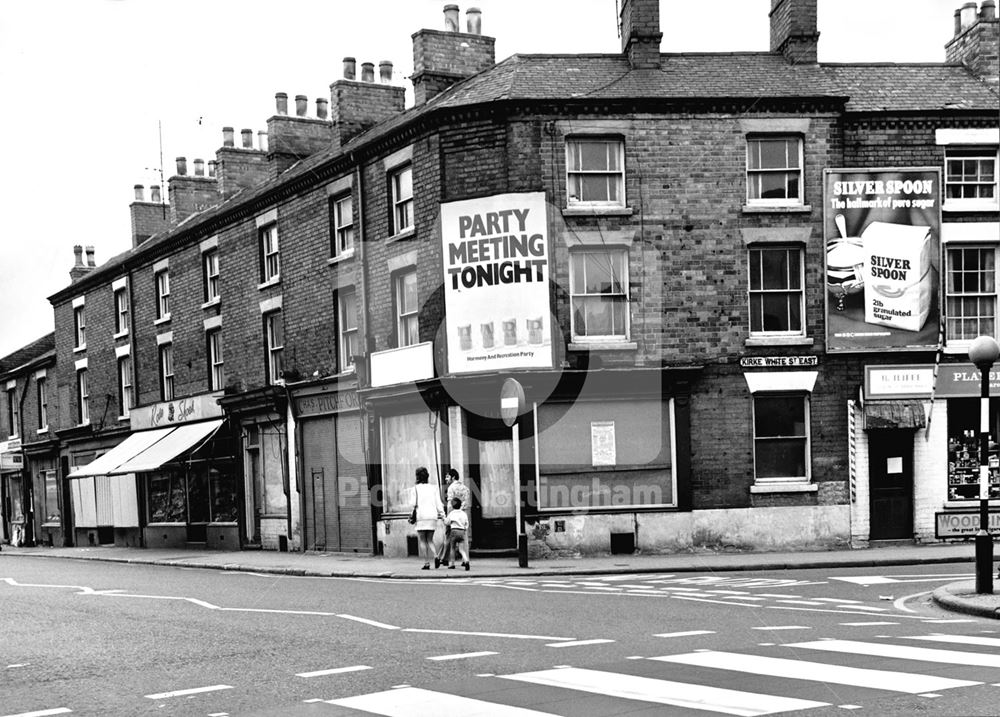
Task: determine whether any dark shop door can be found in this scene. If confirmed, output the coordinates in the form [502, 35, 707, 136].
[468, 421, 517, 554]
[868, 430, 914, 540]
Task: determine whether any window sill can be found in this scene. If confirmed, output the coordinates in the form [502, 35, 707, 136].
[943, 202, 999, 213]
[745, 336, 814, 347]
[153, 315, 171, 326]
[36, 428, 48, 435]
[113, 330, 129, 341]
[388, 228, 415, 242]
[73, 345, 86, 353]
[568, 341, 637, 352]
[562, 206, 634, 217]
[202, 298, 221, 310]
[750, 483, 817, 494]
[742, 204, 811, 214]
[328, 250, 356, 266]
[258, 277, 281, 290]
[118, 415, 130, 422]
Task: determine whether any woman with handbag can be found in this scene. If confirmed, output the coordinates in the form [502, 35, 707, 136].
[410, 466, 444, 570]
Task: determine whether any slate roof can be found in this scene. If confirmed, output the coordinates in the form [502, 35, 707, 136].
[0, 332, 55, 377]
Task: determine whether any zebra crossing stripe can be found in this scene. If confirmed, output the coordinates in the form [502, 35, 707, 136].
[327, 686, 557, 716]
[651, 651, 980, 694]
[500, 667, 828, 716]
[906, 634, 1000, 648]
[789, 639, 1000, 667]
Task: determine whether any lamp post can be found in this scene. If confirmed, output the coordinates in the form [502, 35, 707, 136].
[968, 335, 1000, 595]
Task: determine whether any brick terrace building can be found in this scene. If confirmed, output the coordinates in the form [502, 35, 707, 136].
[26, 0, 1000, 557]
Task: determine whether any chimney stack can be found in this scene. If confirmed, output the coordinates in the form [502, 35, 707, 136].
[619, 0, 662, 69]
[330, 63, 406, 147]
[169, 153, 219, 224]
[947, 0, 999, 87]
[769, 0, 820, 64]
[215, 124, 268, 199]
[267, 87, 335, 177]
[411, 5, 496, 104]
[69, 244, 90, 281]
[130, 182, 169, 247]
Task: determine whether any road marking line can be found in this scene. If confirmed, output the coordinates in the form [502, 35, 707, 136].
[756, 593, 802, 598]
[907, 634, 1000, 648]
[751, 626, 810, 631]
[329, 686, 556, 715]
[296, 665, 372, 677]
[707, 590, 751, 595]
[922, 619, 976, 624]
[767, 605, 928, 619]
[336, 614, 400, 630]
[144, 685, 233, 700]
[404, 628, 574, 640]
[839, 705, 863, 710]
[836, 604, 888, 611]
[815, 598, 861, 603]
[626, 656, 644, 660]
[776, 600, 825, 606]
[671, 595, 769, 608]
[654, 630, 716, 638]
[789, 639, 1000, 667]
[500, 667, 829, 716]
[546, 638, 615, 647]
[476, 673, 495, 677]
[840, 621, 899, 626]
[6, 664, 28, 668]
[1, 710, 72, 717]
[652, 651, 979, 694]
[919, 693, 942, 698]
[427, 651, 498, 661]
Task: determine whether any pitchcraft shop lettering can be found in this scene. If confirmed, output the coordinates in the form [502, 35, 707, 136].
[447, 207, 546, 290]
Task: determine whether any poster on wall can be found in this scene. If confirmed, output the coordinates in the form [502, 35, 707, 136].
[824, 168, 941, 353]
[440, 191, 552, 374]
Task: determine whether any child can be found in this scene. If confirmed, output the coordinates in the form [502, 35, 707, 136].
[444, 497, 470, 570]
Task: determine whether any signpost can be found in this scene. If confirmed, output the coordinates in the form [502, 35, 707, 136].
[501, 378, 528, 568]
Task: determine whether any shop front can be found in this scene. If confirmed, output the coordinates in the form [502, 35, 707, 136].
[24, 438, 62, 547]
[1, 437, 24, 544]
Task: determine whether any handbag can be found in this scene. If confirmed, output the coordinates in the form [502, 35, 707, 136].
[408, 487, 418, 524]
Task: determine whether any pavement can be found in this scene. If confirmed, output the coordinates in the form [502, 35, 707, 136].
[3, 540, 999, 618]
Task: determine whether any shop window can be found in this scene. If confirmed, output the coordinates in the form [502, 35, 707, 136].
[536, 399, 674, 510]
[945, 147, 998, 209]
[203, 248, 220, 303]
[148, 471, 186, 522]
[159, 343, 174, 401]
[259, 426, 286, 515]
[394, 271, 419, 347]
[746, 136, 803, 206]
[380, 411, 439, 514]
[264, 311, 284, 384]
[118, 355, 133, 418]
[6, 474, 24, 522]
[77, 369, 89, 425]
[330, 193, 354, 257]
[37, 377, 47, 431]
[260, 223, 280, 283]
[947, 398, 1000, 501]
[946, 245, 998, 345]
[389, 165, 413, 236]
[570, 248, 629, 341]
[210, 466, 238, 522]
[566, 137, 625, 206]
[748, 245, 804, 335]
[6, 386, 17, 437]
[338, 288, 359, 371]
[155, 269, 170, 321]
[114, 287, 130, 335]
[74, 305, 86, 349]
[207, 328, 224, 391]
[41, 469, 59, 523]
[753, 394, 810, 482]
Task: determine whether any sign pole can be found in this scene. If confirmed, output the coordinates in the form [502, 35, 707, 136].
[501, 377, 528, 568]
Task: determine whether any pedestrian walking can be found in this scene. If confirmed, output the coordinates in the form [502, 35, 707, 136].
[411, 466, 444, 570]
[443, 497, 470, 570]
[437, 468, 469, 566]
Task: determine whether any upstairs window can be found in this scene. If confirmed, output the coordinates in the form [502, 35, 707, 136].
[265, 311, 284, 384]
[203, 248, 220, 302]
[77, 369, 89, 425]
[37, 377, 47, 431]
[208, 328, 225, 391]
[566, 137, 625, 206]
[331, 194, 355, 257]
[6, 387, 17, 437]
[155, 269, 170, 320]
[338, 289, 359, 371]
[395, 271, 419, 347]
[748, 245, 804, 335]
[74, 306, 86, 349]
[260, 224, 280, 283]
[746, 136, 803, 206]
[946, 245, 998, 344]
[945, 147, 998, 209]
[570, 248, 629, 341]
[114, 287, 130, 335]
[390, 165, 413, 235]
[118, 356, 133, 418]
[159, 343, 174, 401]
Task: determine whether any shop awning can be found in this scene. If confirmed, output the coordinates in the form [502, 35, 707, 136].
[110, 419, 224, 474]
[863, 401, 927, 430]
[67, 427, 174, 478]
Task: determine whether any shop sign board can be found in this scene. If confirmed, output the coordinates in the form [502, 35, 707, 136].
[864, 364, 935, 399]
[295, 389, 360, 417]
[0, 437, 22, 471]
[740, 356, 818, 368]
[440, 191, 552, 375]
[824, 168, 942, 353]
[935, 363, 1000, 398]
[131, 392, 224, 430]
[935, 511, 1000, 538]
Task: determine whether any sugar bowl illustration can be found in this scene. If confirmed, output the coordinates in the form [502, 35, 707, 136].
[826, 214, 865, 311]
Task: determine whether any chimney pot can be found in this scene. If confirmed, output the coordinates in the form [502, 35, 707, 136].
[275, 92, 288, 115]
[193, 158, 205, 176]
[241, 129, 253, 148]
[84, 245, 95, 268]
[222, 126, 235, 147]
[295, 94, 308, 116]
[955, 8, 963, 35]
[343, 56, 356, 80]
[379, 60, 393, 83]
[961, 1, 978, 29]
[258, 131, 268, 153]
[150, 185, 162, 203]
[207, 161, 216, 178]
[466, 7, 482, 34]
[73, 245, 83, 267]
[444, 4, 460, 31]
[176, 156, 187, 176]
[361, 62, 375, 82]
[983, 0, 997, 21]
[316, 97, 329, 119]
[134, 184, 145, 201]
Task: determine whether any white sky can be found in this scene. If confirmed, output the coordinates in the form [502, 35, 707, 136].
[0, 0, 963, 357]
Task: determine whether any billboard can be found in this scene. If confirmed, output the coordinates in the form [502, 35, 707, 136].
[824, 168, 941, 353]
[440, 191, 552, 374]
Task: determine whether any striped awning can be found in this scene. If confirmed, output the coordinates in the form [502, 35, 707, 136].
[863, 401, 926, 430]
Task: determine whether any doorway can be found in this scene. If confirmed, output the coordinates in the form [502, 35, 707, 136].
[467, 420, 517, 554]
[868, 430, 914, 540]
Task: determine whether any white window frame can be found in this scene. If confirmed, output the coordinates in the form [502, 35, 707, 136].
[159, 343, 174, 401]
[265, 311, 284, 384]
[6, 387, 17, 438]
[204, 248, 220, 302]
[37, 377, 47, 432]
[946, 243, 999, 347]
[114, 287, 129, 336]
[331, 194, 355, 257]
[395, 271, 419, 347]
[208, 328, 225, 391]
[746, 135, 804, 207]
[944, 146, 999, 211]
[77, 369, 89, 425]
[390, 165, 414, 236]
[565, 137, 626, 207]
[751, 393, 811, 485]
[748, 244, 805, 337]
[73, 305, 86, 350]
[155, 269, 170, 321]
[118, 355, 133, 419]
[569, 248, 630, 342]
[338, 288, 359, 372]
[260, 223, 280, 283]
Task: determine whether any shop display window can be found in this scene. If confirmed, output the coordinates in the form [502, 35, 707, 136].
[947, 398, 1000, 501]
[148, 471, 187, 523]
[380, 411, 439, 513]
[41, 469, 59, 523]
[210, 467, 238, 523]
[5, 475, 24, 522]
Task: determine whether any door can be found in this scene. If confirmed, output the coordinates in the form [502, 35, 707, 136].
[868, 430, 914, 540]
[301, 417, 341, 551]
[469, 429, 517, 553]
